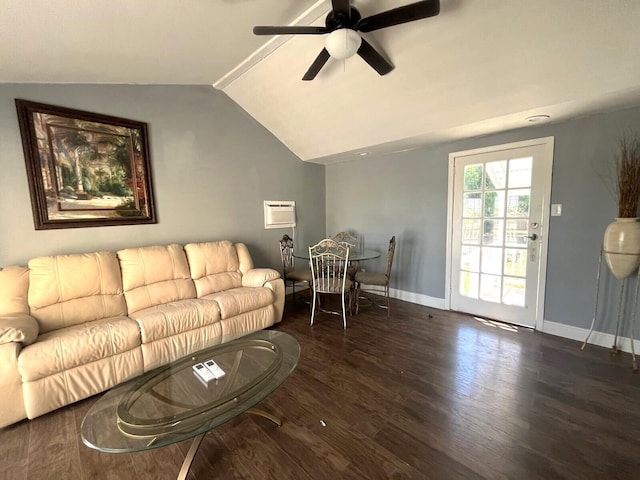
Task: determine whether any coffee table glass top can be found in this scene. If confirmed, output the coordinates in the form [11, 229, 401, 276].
[81, 330, 300, 453]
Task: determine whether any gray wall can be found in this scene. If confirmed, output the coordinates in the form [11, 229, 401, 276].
[1, 82, 636, 333]
[0, 84, 325, 270]
[326, 107, 640, 332]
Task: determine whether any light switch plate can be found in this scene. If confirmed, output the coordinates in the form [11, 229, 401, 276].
[551, 204, 562, 216]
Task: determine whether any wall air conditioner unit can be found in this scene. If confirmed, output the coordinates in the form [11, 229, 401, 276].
[264, 201, 296, 229]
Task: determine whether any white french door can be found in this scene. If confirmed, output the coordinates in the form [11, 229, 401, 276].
[447, 137, 554, 329]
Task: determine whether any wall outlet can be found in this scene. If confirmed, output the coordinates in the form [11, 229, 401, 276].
[551, 204, 562, 216]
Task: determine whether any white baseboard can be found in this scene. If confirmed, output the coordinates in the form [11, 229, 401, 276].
[369, 286, 639, 355]
[362, 285, 447, 310]
[391, 288, 447, 310]
[303, 283, 637, 354]
[541, 319, 640, 355]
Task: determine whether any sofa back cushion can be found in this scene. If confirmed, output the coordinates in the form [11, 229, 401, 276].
[28, 252, 127, 333]
[0, 266, 30, 316]
[118, 244, 196, 314]
[184, 241, 243, 298]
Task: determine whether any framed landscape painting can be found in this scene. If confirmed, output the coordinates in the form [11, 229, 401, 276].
[15, 99, 157, 229]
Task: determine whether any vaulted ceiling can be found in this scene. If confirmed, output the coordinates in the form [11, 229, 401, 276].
[3, 1, 640, 165]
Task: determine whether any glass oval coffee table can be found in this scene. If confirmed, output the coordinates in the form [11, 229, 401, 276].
[81, 330, 300, 480]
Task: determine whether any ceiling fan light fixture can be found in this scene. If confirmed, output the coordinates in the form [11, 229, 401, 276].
[325, 28, 362, 60]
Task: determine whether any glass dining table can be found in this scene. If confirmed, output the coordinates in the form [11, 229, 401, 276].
[293, 248, 380, 263]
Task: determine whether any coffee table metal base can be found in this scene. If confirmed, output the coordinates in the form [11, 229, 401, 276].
[177, 408, 281, 480]
[246, 407, 282, 427]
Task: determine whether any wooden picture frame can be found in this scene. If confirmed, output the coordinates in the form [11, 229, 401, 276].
[15, 99, 157, 230]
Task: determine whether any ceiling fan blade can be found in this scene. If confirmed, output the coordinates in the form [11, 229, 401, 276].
[302, 48, 331, 81]
[357, 0, 440, 33]
[253, 26, 329, 35]
[357, 39, 394, 76]
[332, 0, 351, 19]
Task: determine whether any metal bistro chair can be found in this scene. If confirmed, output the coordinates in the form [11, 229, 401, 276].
[332, 231, 360, 280]
[355, 236, 396, 317]
[279, 234, 312, 303]
[309, 239, 352, 329]
[331, 231, 358, 248]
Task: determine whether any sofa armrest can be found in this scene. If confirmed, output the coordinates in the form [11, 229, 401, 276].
[242, 268, 281, 288]
[0, 313, 39, 346]
[242, 268, 285, 324]
[0, 342, 27, 427]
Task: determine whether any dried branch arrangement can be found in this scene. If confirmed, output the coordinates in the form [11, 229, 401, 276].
[615, 135, 640, 218]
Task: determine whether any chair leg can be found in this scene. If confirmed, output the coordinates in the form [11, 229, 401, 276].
[355, 282, 360, 315]
[341, 292, 347, 329]
[310, 290, 317, 326]
[385, 284, 390, 318]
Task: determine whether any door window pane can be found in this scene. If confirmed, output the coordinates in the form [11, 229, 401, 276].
[462, 219, 481, 244]
[461, 246, 480, 272]
[505, 219, 528, 246]
[463, 192, 482, 217]
[507, 189, 530, 217]
[503, 277, 526, 306]
[504, 248, 527, 277]
[508, 157, 532, 188]
[483, 219, 504, 246]
[480, 274, 501, 302]
[464, 164, 483, 191]
[481, 247, 503, 275]
[460, 271, 479, 298]
[484, 191, 505, 218]
[485, 161, 507, 189]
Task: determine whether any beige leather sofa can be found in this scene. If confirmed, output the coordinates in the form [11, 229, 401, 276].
[0, 240, 284, 428]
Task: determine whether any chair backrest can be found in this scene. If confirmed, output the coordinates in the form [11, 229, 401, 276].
[332, 231, 357, 247]
[279, 234, 295, 278]
[385, 236, 397, 281]
[309, 239, 350, 294]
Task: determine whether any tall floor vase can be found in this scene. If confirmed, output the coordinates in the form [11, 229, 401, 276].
[603, 217, 640, 280]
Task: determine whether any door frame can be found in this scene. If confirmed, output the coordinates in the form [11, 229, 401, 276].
[444, 136, 555, 331]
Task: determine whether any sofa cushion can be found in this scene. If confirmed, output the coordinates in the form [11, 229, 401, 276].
[234, 243, 255, 275]
[128, 299, 221, 343]
[18, 316, 140, 382]
[28, 252, 127, 333]
[203, 287, 274, 320]
[118, 244, 196, 314]
[139, 322, 224, 372]
[184, 241, 243, 297]
[0, 266, 29, 316]
[128, 299, 222, 371]
[218, 306, 275, 343]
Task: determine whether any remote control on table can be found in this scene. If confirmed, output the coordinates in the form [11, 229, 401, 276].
[204, 359, 226, 379]
[192, 362, 216, 382]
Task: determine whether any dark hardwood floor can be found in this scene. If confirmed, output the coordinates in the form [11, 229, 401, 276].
[2, 295, 640, 479]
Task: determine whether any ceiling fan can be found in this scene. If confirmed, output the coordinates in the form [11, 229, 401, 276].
[253, 0, 440, 81]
